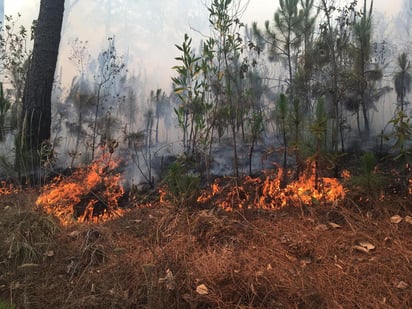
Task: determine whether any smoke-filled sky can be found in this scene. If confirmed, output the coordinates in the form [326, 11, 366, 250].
[5, 0, 405, 20]
[2, 0, 410, 175]
[3, 0, 408, 92]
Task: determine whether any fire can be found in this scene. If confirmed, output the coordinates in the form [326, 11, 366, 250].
[0, 181, 20, 196]
[36, 149, 125, 225]
[198, 160, 346, 211]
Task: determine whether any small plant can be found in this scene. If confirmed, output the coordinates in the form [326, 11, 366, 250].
[386, 111, 412, 191]
[162, 158, 200, 207]
[309, 98, 328, 189]
[0, 300, 15, 309]
[348, 152, 386, 196]
[276, 93, 289, 188]
[388, 111, 412, 166]
[0, 83, 11, 141]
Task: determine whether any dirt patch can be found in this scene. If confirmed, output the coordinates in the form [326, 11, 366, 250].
[0, 191, 411, 308]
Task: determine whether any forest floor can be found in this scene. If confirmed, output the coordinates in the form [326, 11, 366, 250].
[0, 185, 411, 308]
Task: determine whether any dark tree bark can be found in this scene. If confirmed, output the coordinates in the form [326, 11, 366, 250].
[18, 0, 65, 172]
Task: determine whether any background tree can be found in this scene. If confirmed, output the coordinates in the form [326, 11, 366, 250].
[394, 52, 411, 112]
[208, 0, 251, 178]
[17, 0, 65, 177]
[254, 0, 303, 105]
[90, 37, 125, 161]
[253, 0, 311, 178]
[294, 0, 318, 112]
[316, 0, 356, 151]
[352, 0, 374, 137]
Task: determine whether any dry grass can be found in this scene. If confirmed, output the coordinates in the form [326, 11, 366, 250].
[0, 190, 411, 308]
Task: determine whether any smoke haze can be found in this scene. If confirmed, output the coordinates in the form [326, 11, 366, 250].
[2, 0, 412, 181]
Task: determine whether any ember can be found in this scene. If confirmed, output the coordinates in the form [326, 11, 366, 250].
[198, 160, 346, 211]
[409, 178, 412, 195]
[36, 149, 125, 224]
[0, 181, 19, 196]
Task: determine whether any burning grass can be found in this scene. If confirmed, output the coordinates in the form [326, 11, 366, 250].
[0, 155, 411, 308]
[198, 160, 346, 211]
[36, 150, 125, 225]
[0, 180, 20, 196]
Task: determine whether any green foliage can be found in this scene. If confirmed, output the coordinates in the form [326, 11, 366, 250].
[388, 111, 412, 166]
[0, 83, 11, 141]
[394, 52, 411, 112]
[248, 111, 264, 139]
[310, 98, 327, 143]
[172, 0, 260, 178]
[163, 158, 200, 207]
[361, 151, 376, 177]
[0, 300, 15, 309]
[350, 0, 376, 135]
[0, 14, 33, 132]
[172, 33, 207, 156]
[276, 93, 289, 186]
[247, 110, 264, 175]
[348, 152, 386, 195]
[0, 14, 33, 79]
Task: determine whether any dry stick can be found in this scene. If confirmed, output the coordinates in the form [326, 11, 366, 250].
[340, 206, 357, 233]
[63, 230, 101, 308]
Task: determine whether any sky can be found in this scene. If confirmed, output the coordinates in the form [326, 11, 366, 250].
[1, 0, 408, 91]
[4, 0, 406, 21]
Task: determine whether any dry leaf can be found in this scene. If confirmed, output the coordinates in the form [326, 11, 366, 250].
[359, 241, 375, 251]
[354, 241, 375, 253]
[18, 263, 39, 269]
[255, 270, 264, 276]
[390, 215, 403, 224]
[158, 269, 175, 290]
[285, 254, 298, 262]
[196, 284, 209, 295]
[353, 245, 369, 254]
[69, 230, 80, 238]
[44, 250, 54, 257]
[315, 224, 329, 231]
[405, 216, 412, 225]
[328, 222, 342, 229]
[396, 281, 409, 289]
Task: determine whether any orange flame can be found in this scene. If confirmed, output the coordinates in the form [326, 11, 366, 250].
[198, 160, 346, 211]
[0, 181, 20, 196]
[36, 150, 125, 225]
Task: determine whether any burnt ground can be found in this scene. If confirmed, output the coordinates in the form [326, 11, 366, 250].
[0, 189, 411, 308]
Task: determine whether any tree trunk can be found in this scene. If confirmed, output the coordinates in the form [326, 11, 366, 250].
[18, 0, 65, 173]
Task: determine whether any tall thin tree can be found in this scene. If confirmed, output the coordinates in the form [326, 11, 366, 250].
[394, 52, 411, 112]
[352, 0, 374, 137]
[18, 0, 65, 175]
